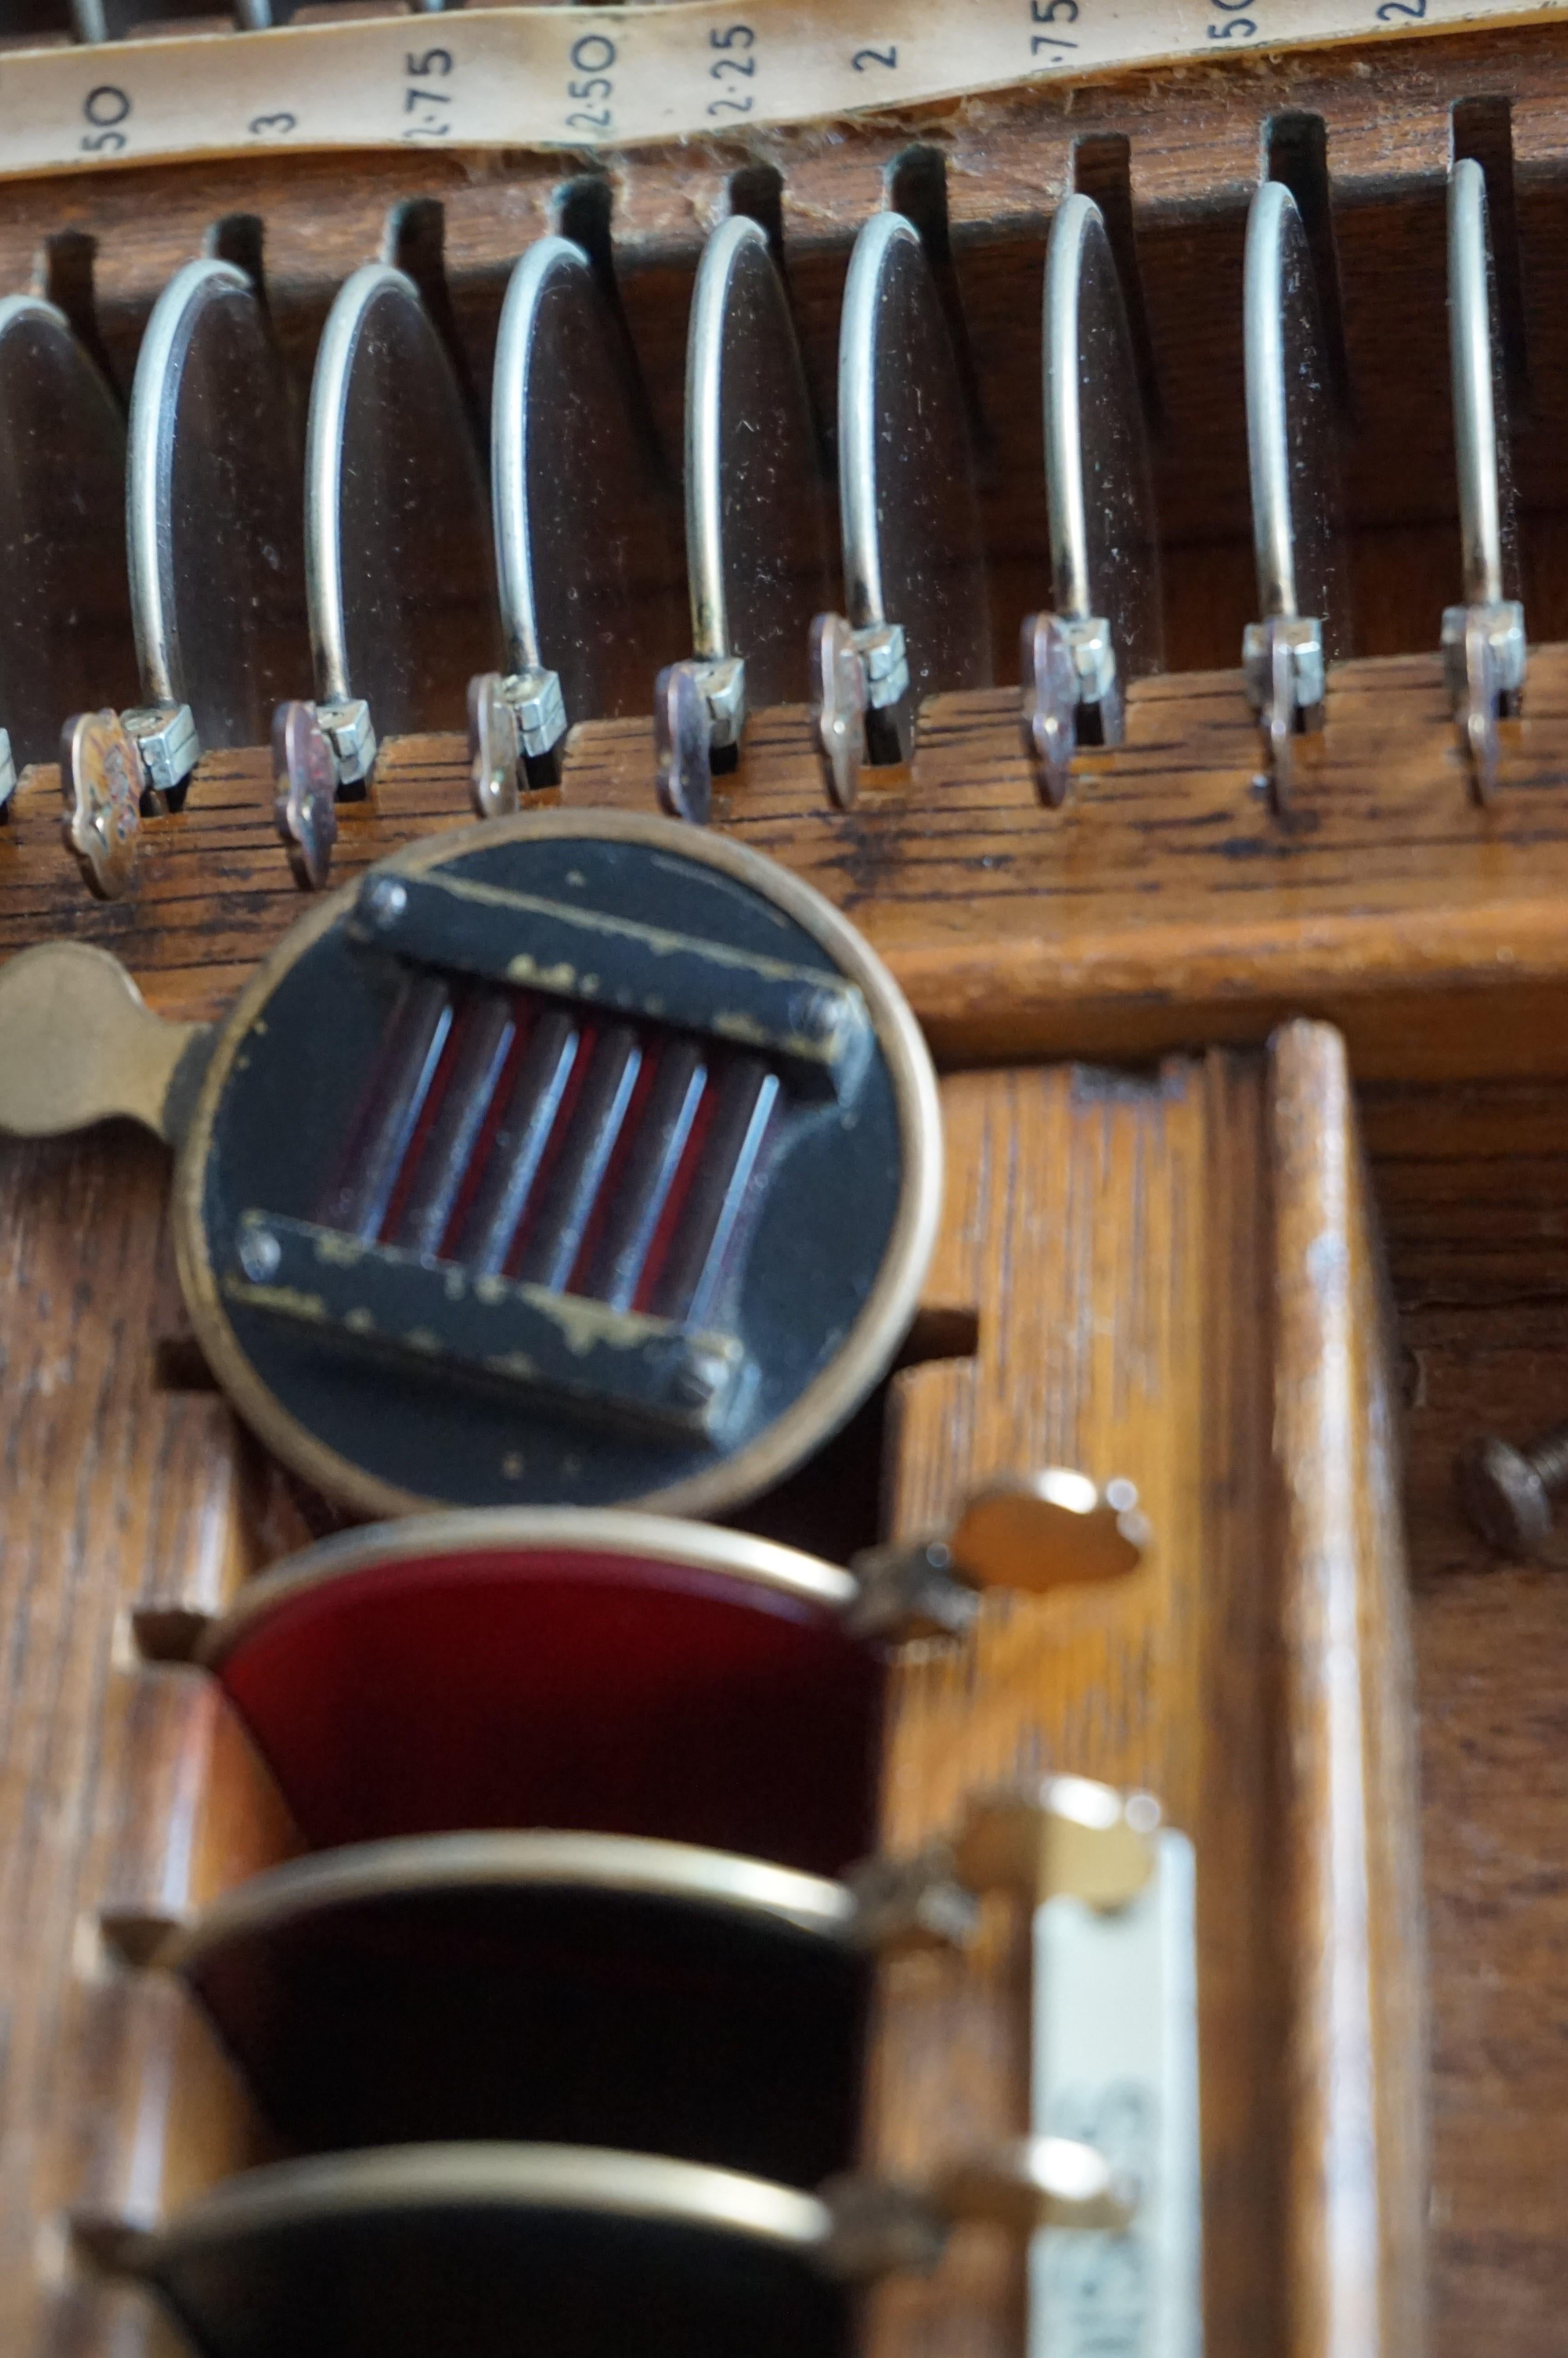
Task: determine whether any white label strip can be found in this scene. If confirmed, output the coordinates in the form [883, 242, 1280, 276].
[1031, 1830, 1202, 2358]
[0, 0, 1563, 178]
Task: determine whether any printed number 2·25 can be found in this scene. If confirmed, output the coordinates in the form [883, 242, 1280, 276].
[708, 25, 755, 117]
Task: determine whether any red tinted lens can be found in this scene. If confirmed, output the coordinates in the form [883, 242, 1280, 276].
[217, 1551, 883, 1877]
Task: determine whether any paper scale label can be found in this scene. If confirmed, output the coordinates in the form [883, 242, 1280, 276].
[1031, 1829, 1202, 2358]
[0, 0, 1564, 179]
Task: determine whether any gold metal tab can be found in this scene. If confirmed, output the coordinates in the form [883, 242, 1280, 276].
[948, 1467, 1150, 1589]
[952, 1774, 1160, 1914]
[0, 941, 210, 1145]
[932, 2134, 1137, 2235]
[846, 1466, 1149, 1641]
[844, 1775, 1157, 1954]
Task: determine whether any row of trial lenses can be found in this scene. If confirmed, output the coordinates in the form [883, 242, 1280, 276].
[1238, 155, 1522, 805]
[104, 1503, 1154, 2358]
[1028, 154, 1522, 808]
[7, 160, 1518, 900]
[17, 205, 992, 898]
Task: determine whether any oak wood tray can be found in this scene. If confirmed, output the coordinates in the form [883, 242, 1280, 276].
[7, 18, 1568, 2358]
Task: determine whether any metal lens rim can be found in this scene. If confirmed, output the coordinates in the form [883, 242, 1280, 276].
[1243, 178, 1302, 623]
[127, 256, 253, 708]
[837, 210, 923, 632]
[1043, 192, 1099, 626]
[492, 235, 593, 679]
[158, 1828, 856, 1975]
[304, 259, 421, 707]
[197, 1503, 861, 1668]
[684, 212, 776, 662]
[1449, 154, 1503, 610]
[128, 2142, 834, 2278]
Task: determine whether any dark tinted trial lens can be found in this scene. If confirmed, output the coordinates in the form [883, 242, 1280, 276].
[143, 2196, 850, 2358]
[334, 280, 503, 730]
[0, 308, 136, 765]
[710, 233, 832, 704]
[158, 277, 310, 747]
[869, 232, 991, 703]
[215, 1547, 884, 1876]
[1275, 198, 1351, 661]
[182, 1869, 865, 2186]
[1071, 212, 1163, 681]
[521, 260, 685, 717]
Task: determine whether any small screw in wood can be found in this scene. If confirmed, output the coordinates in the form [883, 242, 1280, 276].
[1457, 1424, 1568, 1559]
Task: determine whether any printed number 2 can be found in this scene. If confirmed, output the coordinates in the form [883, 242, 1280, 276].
[1376, 0, 1426, 17]
[852, 44, 897, 68]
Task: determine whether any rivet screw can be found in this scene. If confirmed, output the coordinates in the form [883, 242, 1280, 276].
[1457, 1422, 1568, 1558]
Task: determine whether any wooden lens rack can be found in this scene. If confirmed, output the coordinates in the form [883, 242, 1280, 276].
[8, 19, 1568, 2358]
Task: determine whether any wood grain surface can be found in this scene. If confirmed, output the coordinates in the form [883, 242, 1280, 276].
[863, 1027, 1424, 2358]
[1363, 1072, 1568, 2357]
[10, 647, 1568, 1080]
[4, 15, 1568, 2353]
[0, 1128, 269, 2358]
[2, 1040, 1566, 2357]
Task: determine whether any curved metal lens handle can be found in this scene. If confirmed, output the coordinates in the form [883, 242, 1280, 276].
[127, 257, 251, 715]
[493, 238, 584, 677]
[1044, 193, 1098, 628]
[838, 212, 923, 633]
[1243, 183, 1333, 809]
[1244, 180, 1303, 627]
[1449, 157, 1504, 612]
[306, 263, 418, 710]
[1444, 159, 1527, 804]
[686, 215, 775, 664]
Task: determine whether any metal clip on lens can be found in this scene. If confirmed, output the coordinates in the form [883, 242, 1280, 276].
[281, 258, 501, 887]
[1021, 194, 1163, 808]
[656, 215, 831, 827]
[810, 210, 989, 809]
[1241, 180, 1350, 812]
[1442, 155, 1526, 806]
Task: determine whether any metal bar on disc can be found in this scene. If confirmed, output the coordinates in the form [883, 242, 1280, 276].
[350, 868, 869, 1103]
[227, 1210, 749, 1440]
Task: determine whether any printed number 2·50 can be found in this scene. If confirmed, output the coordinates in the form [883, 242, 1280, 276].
[566, 32, 616, 132]
[708, 25, 755, 118]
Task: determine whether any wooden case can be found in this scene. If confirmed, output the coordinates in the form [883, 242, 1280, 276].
[5, 17, 1568, 2358]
